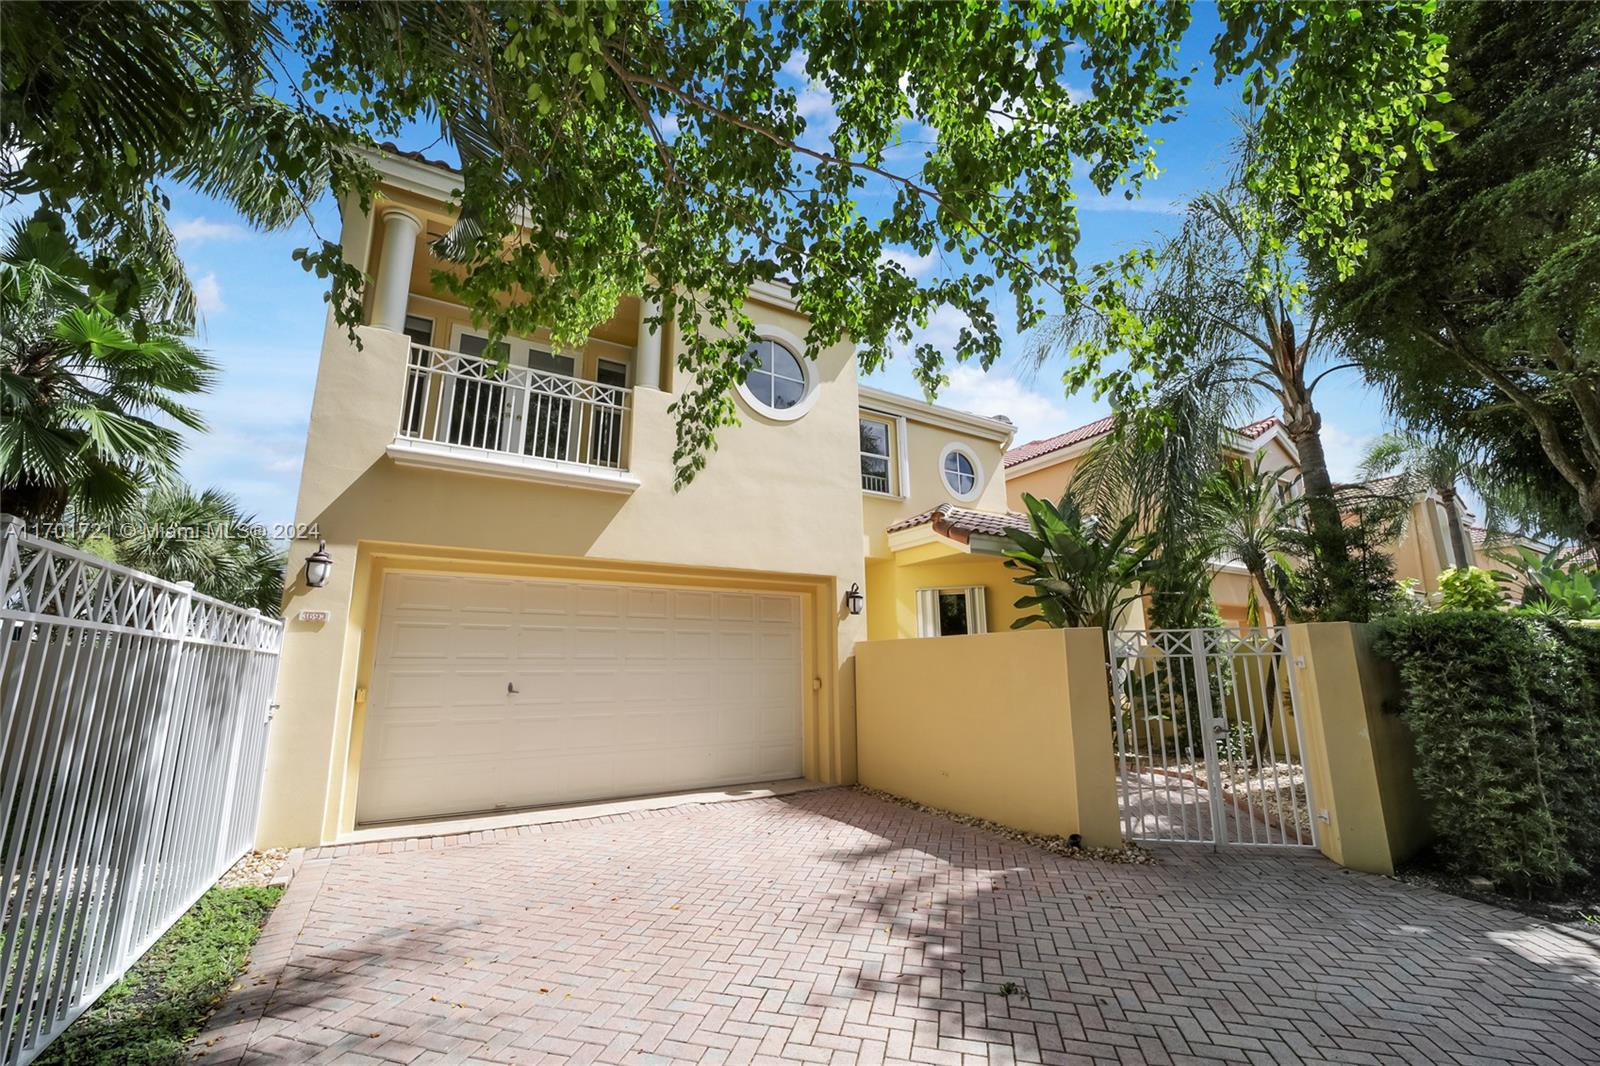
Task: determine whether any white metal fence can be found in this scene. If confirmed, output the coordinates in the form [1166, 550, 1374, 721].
[1107, 626, 1316, 848]
[0, 520, 283, 1066]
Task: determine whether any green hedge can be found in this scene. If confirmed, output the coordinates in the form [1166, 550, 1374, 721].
[1373, 613, 1600, 895]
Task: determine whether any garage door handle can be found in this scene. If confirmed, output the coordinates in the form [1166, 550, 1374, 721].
[507, 682, 520, 694]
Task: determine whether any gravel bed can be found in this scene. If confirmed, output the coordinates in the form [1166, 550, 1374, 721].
[853, 785, 1155, 865]
[216, 848, 290, 889]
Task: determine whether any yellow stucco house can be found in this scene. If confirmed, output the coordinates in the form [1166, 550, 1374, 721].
[261, 150, 1027, 847]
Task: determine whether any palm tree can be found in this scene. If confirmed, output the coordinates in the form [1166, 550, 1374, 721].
[1069, 359, 1250, 628]
[0, 220, 214, 524]
[1360, 431, 1480, 569]
[1037, 181, 1367, 619]
[102, 485, 285, 615]
[1201, 456, 1305, 628]
[1003, 491, 1156, 631]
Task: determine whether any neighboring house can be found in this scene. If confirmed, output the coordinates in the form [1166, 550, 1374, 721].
[1002, 416, 1298, 625]
[1001, 412, 1517, 618]
[262, 149, 1021, 846]
[1359, 474, 1476, 599]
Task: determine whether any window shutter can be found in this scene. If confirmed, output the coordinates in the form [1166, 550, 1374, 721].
[916, 589, 939, 637]
[968, 587, 988, 634]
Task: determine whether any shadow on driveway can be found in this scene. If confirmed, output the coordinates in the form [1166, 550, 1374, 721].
[197, 787, 1600, 1065]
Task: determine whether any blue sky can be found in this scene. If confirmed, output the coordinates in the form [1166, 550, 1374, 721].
[145, 10, 1394, 526]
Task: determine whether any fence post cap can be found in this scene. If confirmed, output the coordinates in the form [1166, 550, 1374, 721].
[0, 513, 23, 532]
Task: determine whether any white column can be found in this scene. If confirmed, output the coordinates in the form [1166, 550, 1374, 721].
[370, 208, 423, 333]
[635, 295, 663, 390]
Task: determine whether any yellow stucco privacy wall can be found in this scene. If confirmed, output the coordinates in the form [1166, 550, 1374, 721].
[854, 628, 1121, 847]
[1287, 622, 1430, 874]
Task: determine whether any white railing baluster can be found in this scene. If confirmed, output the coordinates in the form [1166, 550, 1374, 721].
[394, 343, 632, 475]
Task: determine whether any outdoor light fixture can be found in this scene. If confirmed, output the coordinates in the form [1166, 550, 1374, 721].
[303, 540, 334, 589]
[845, 582, 864, 615]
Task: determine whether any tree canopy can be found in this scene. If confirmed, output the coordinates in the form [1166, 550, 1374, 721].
[3, 1, 1450, 483]
[1312, 0, 1600, 546]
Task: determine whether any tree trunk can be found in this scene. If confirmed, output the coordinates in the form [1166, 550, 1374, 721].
[1282, 407, 1363, 618]
[1250, 566, 1286, 628]
[1438, 486, 1473, 568]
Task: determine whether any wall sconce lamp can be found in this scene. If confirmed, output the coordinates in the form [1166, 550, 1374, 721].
[303, 539, 334, 589]
[844, 582, 864, 616]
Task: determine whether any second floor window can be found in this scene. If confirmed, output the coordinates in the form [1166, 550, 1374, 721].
[860, 416, 893, 494]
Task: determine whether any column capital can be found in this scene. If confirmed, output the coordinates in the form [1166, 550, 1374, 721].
[379, 206, 424, 231]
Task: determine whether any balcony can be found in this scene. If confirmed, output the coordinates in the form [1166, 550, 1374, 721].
[386, 343, 640, 492]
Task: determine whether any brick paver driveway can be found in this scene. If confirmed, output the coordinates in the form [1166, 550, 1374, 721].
[199, 788, 1599, 1065]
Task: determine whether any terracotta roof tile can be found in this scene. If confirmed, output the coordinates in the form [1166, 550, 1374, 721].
[377, 141, 460, 173]
[1004, 413, 1285, 469]
[887, 503, 1029, 541]
[1002, 416, 1116, 468]
[1237, 416, 1280, 439]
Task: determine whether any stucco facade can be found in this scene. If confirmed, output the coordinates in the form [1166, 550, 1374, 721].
[261, 154, 1019, 846]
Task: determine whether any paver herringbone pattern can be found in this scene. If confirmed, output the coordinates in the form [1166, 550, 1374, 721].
[197, 789, 1600, 1065]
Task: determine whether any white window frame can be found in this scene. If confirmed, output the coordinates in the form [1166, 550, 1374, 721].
[938, 442, 984, 503]
[734, 324, 819, 422]
[402, 313, 435, 348]
[915, 586, 988, 638]
[859, 411, 907, 498]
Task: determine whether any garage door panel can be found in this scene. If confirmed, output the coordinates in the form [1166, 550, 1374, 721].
[572, 626, 623, 658]
[672, 628, 713, 660]
[717, 631, 754, 661]
[518, 581, 572, 615]
[717, 592, 755, 622]
[452, 623, 515, 658]
[357, 571, 805, 824]
[384, 619, 456, 661]
[626, 587, 670, 618]
[512, 625, 573, 658]
[575, 584, 623, 616]
[368, 713, 505, 761]
[621, 626, 669, 658]
[673, 590, 714, 619]
[758, 595, 796, 623]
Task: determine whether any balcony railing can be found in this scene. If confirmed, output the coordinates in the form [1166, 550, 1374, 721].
[396, 343, 631, 473]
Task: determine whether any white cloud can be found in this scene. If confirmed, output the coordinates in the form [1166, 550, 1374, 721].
[780, 48, 838, 145]
[782, 50, 809, 82]
[879, 247, 937, 277]
[892, 304, 970, 360]
[194, 273, 225, 314]
[171, 216, 249, 244]
[942, 365, 1076, 444]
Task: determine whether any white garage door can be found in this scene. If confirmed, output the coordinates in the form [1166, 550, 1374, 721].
[356, 571, 805, 824]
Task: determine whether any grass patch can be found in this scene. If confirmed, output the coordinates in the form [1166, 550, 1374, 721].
[36, 884, 281, 1066]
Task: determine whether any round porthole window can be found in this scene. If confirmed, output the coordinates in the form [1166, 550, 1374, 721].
[736, 333, 818, 421]
[939, 443, 983, 502]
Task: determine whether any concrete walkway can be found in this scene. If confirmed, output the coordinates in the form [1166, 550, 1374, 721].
[197, 788, 1600, 1065]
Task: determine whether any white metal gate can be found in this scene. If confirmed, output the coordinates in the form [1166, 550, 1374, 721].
[0, 520, 283, 1065]
[1107, 627, 1316, 848]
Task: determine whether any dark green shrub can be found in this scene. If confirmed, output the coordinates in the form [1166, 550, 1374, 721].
[1374, 614, 1600, 895]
